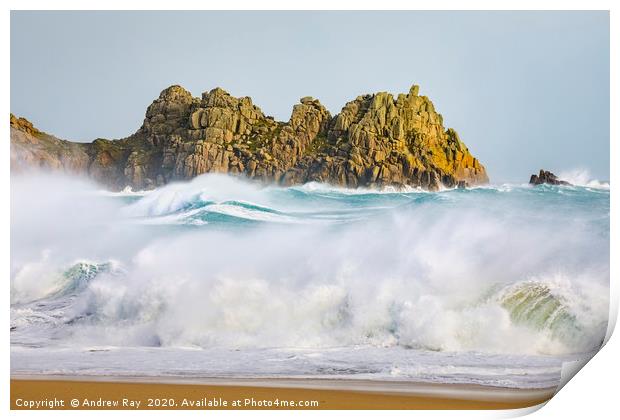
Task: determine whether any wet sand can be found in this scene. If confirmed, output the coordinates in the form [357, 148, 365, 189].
[10, 376, 556, 410]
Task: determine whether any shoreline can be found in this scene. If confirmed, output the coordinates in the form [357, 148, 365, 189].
[10, 375, 557, 410]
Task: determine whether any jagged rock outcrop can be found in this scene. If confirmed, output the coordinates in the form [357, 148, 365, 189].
[529, 169, 571, 186]
[10, 84, 488, 191]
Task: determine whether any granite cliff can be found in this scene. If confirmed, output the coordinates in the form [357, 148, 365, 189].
[10, 84, 488, 190]
[529, 169, 571, 186]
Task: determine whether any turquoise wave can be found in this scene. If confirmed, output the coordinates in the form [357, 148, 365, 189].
[10, 174, 610, 356]
[121, 181, 609, 234]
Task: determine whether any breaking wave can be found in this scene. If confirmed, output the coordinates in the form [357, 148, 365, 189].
[558, 169, 610, 189]
[10, 173, 609, 359]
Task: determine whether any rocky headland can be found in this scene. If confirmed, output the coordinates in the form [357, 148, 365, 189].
[529, 170, 571, 186]
[10, 84, 488, 191]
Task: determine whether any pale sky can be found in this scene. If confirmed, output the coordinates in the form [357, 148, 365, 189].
[11, 11, 609, 182]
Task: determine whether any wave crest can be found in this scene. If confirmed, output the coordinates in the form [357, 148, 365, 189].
[558, 169, 609, 189]
[10, 173, 610, 357]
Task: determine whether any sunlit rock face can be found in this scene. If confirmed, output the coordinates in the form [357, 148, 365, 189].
[10, 84, 488, 191]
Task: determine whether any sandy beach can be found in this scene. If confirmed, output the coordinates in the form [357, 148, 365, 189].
[10, 376, 556, 410]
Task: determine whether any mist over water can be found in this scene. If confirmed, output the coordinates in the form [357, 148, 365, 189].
[10, 173, 610, 387]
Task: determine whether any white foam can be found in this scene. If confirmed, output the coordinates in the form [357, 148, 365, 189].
[291, 181, 425, 195]
[123, 174, 273, 217]
[204, 203, 300, 223]
[10, 173, 609, 362]
[97, 185, 151, 197]
[10, 345, 568, 389]
[558, 169, 610, 189]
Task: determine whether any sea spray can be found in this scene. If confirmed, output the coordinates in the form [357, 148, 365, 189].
[558, 169, 610, 189]
[10, 173, 610, 386]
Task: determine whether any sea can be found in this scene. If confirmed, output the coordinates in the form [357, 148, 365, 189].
[10, 170, 610, 389]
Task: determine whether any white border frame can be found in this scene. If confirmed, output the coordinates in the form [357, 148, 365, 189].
[2, 2, 616, 420]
